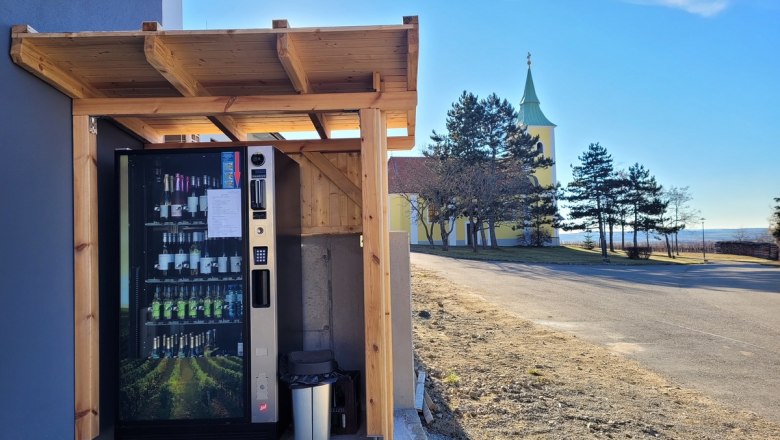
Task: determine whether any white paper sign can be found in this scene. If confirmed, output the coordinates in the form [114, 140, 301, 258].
[207, 189, 242, 238]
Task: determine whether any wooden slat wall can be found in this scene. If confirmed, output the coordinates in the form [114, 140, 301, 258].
[290, 152, 363, 235]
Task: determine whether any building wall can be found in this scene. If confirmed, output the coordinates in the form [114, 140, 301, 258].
[0, 2, 164, 438]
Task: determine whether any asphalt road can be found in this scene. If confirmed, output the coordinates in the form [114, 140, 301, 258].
[410, 253, 780, 423]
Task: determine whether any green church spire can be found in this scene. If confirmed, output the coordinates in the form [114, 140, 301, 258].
[519, 53, 555, 127]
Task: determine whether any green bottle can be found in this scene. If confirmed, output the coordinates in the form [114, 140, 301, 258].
[163, 286, 173, 320]
[203, 285, 213, 319]
[213, 285, 224, 320]
[176, 286, 187, 320]
[151, 287, 162, 321]
[188, 285, 198, 319]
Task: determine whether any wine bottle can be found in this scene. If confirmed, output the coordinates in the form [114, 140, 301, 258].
[189, 232, 201, 276]
[151, 286, 162, 321]
[176, 285, 187, 320]
[156, 233, 172, 276]
[163, 286, 173, 320]
[199, 175, 209, 218]
[174, 232, 188, 275]
[171, 174, 183, 218]
[187, 176, 199, 218]
[197, 286, 205, 319]
[217, 241, 228, 273]
[178, 334, 186, 358]
[225, 284, 235, 319]
[203, 285, 213, 319]
[235, 284, 243, 319]
[187, 285, 198, 320]
[213, 285, 224, 320]
[158, 173, 170, 220]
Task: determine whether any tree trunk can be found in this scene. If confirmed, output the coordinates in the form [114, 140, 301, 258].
[469, 217, 478, 252]
[488, 217, 499, 249]
[608, 221, 615, 252]
[597, 218, 608, 260]
[665, 234, 673, 258]
[674, 232, 680, 255]
[645, 231, 650, 248]
[480, 223, 488, 249]
[633, 210, 639, 248]
[438, 219, 450, 251]
[422, 220, 435, 248]
[621, 223, 625, 250]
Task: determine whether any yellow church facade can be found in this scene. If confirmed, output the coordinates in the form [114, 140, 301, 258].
[389, 61, 559, 246]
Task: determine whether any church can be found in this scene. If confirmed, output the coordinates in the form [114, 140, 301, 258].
[388, 56, 559, 246]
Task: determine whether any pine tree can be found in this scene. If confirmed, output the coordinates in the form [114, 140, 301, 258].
[771, 198, 780, 241]
[437, 91, 551, 251]
[563, 143, 614, 261]
[517, 183, 562, 246]
[625, 163, 663, 249]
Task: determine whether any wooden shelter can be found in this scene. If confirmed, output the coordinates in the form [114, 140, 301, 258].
[11, 16, 418, 439]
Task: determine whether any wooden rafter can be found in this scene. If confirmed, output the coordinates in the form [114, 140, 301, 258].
[275, 21, 331, 139]
[9, 26, 163, 143]
[404, 16, 419, 137]
[72, 91, 417, 117]
[143, 34, 247, 141]
[302, 151, 362, 207]
[143, 136, 415, 152]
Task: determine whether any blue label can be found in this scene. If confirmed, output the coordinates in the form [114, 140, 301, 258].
[221, 152, 241, 188]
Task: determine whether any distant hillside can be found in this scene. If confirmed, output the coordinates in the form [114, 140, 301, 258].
[559, 228, 774, 244]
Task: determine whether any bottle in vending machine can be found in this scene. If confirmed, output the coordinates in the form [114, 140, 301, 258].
[151, 287, 162, 321]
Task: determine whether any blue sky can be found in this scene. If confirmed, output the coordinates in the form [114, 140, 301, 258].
[184, 0, 780, 229]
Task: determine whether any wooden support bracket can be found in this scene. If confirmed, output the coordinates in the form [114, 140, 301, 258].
[302, 151, 363, 207]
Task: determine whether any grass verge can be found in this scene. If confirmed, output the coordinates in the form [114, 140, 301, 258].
[410, 244, 780, 266]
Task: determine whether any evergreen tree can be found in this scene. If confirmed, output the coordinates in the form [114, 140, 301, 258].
[563, 143, 614, 260]
[436, 91, 552, 251]
[516, 183, 562, 246]
[625, 163, 663, 248]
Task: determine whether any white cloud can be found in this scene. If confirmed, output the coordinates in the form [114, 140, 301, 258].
[625, 0, 730, 17]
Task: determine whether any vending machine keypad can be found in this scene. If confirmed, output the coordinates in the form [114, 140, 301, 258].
[253, 246, 268, 265]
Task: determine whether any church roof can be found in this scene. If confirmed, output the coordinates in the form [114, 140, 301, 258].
[519, 67, 555, 127]
[387, 156, 434, 194]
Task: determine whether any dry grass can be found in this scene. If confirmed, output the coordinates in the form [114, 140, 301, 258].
[411, 244, 780, 267]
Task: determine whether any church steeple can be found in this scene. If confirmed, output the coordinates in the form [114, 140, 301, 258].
[519, 53, 555, 127]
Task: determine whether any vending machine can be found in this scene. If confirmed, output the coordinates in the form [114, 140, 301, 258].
[115, 146, 302, 439]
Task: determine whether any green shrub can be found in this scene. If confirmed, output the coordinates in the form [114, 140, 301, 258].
[625, 246, 652, 259]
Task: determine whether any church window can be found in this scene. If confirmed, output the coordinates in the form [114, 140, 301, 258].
[537, 142, 544, 154]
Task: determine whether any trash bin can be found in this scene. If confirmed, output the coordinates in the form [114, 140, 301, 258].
[281, 350, 340, 440]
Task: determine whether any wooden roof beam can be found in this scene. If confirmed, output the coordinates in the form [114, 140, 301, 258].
[143, 34, 247, 141]
[9, 25, 163, 143]
[404, 16, 419, 137]
[276, 22, 332, 139]
[73, 91, 417, 117]
[143, 136, 416, 152]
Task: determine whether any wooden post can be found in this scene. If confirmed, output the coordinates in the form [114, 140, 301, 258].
[73, 115, 99, 439]
[380, 112, 394, 434]
[360, 108, 393, 438]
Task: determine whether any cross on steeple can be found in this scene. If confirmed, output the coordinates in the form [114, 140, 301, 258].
[527, 52, 532, 68]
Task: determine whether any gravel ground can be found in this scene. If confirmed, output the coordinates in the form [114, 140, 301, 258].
[411, 266, 780, 440]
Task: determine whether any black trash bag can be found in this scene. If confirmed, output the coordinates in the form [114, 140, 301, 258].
[280, 350, 343, 389]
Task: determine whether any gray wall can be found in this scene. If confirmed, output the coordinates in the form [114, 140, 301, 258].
[0, 2, 163, 438]
[300, 234, 366, 405]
